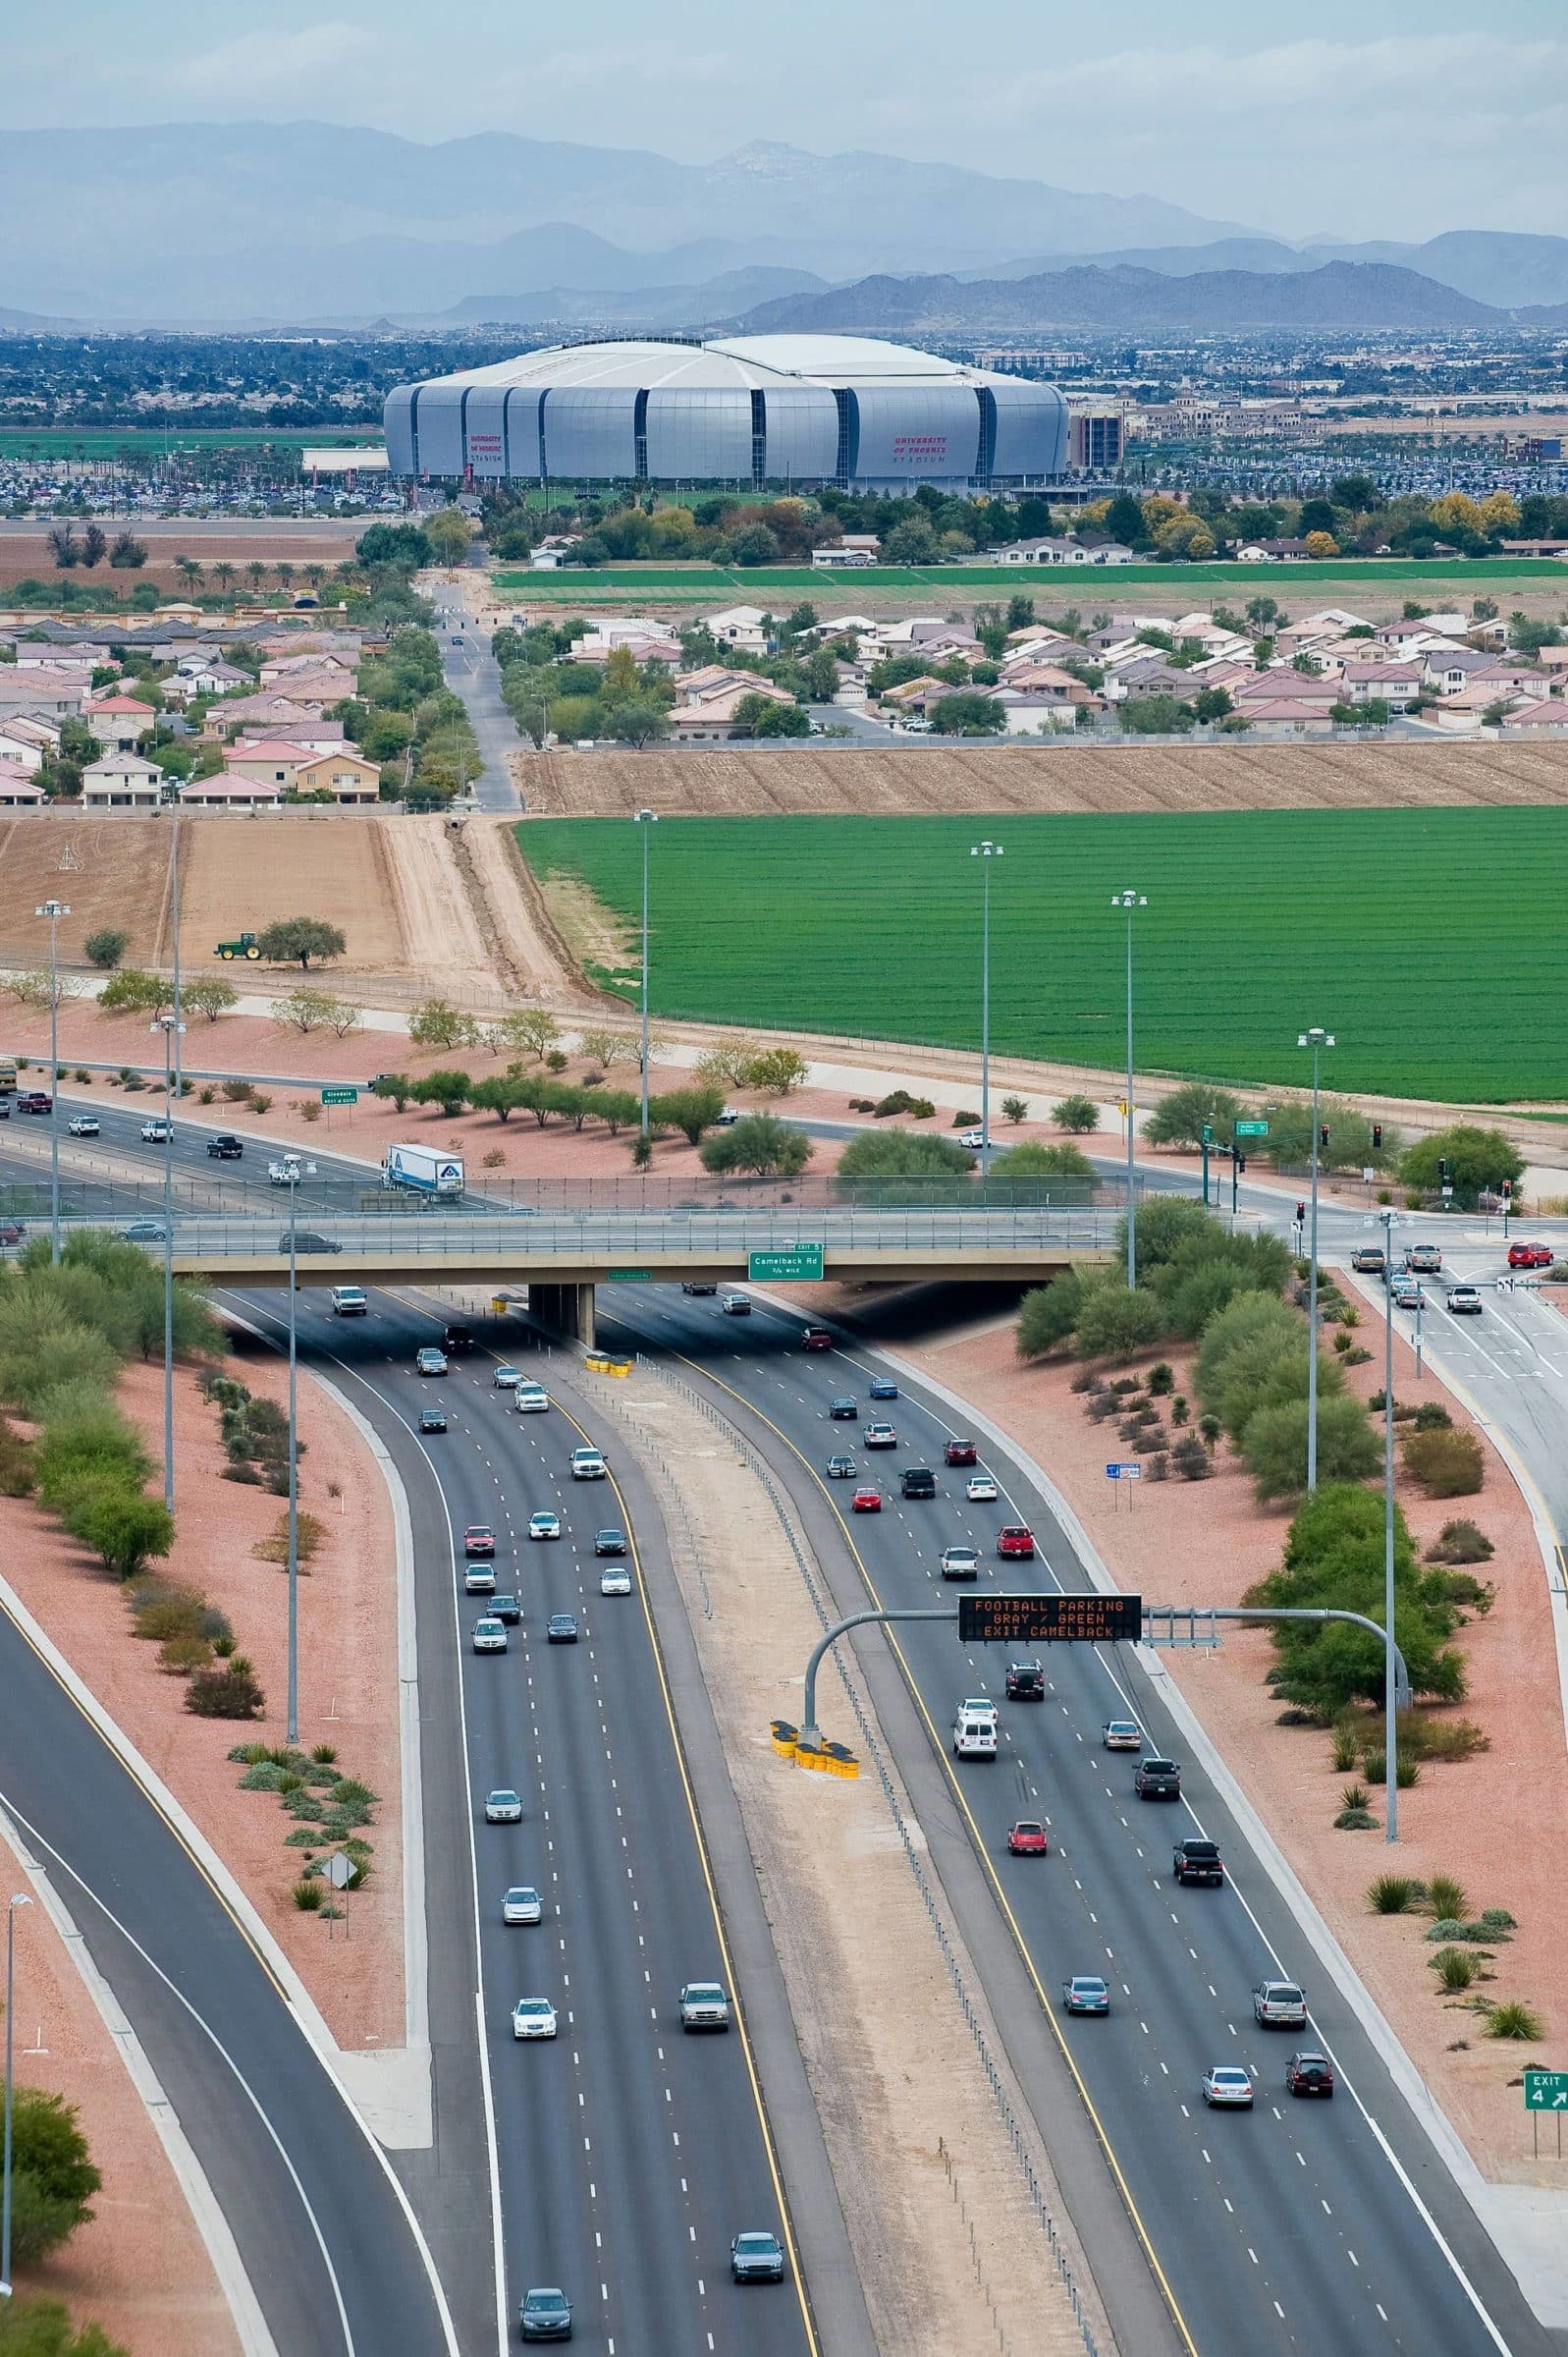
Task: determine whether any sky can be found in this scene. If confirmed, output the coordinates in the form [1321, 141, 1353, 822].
[9, 0, 1566, 241]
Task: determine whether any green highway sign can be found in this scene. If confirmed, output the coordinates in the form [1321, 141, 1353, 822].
[1524, 2071, 1568, 2110]
[1234, 1120, 1269, 1137]
[320, 1085, 358, 1106]
[749, 1245, 825, 1283]
[608, 1269, 653, 1283]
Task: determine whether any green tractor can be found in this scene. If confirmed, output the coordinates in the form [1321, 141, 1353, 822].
[214, 931, 262, 961]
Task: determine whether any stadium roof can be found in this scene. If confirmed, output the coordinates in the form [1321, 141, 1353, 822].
[405, 333, 985, 394]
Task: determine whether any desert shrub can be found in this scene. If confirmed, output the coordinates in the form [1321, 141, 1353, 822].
[249, 1093, 272, 1114]
[1401, 1426, 1484, 1498]
[872, 1088, 936, 1120]
[329, 1777, 378, 1810]
[1052, 1094, 1099, 1132]
[1242, 1392, 1380, 1503]
[1199, 1413, 1221, 1448]
[312, 1742, 338, 1764]
[0, 1411, 36, 1497]
[239, 1762, 291, 1790]
[1341, 1781, 1369, 1811]
[130, 1589, 207, 1643]
[950, 1108, 981, 1128]
[1424, 1568, 1493, 1616]
[1146, 1451, 1169, 1482]
[59, 1481, 174, 1579]
[1433, 1947, 1480, 1992]
[1171, 1434, 1212, 1480]
[1109, 1376, 1142, 1397]
[1147, 1361, 1174, 1396]
[1001, 1094, 1029, 1124]
[1170, 1394, 1188, 1425]
[1369, 1873, 1426, 1914]
[1332, 1329, 1353, 1354]
[1069, 1367, 1099, 1394]
[1428, 1874, 1468, 1921]
[1331, 1725, 1360, 1773]
[1485, 2001, 1542, 2041]
[1016, 1274, 1088, 1356]
[1086, 1393, 1117, 1422]
[1073, 1283, 1164, 1362]
[1427, 1519, 1493, 1565]
[1335, 1807, 1378, 1830]
[1, 2086, 100, 2265]
[1413, 1400, 1452, 1431]
[253, 1509, 326, 1565]
[186, 1659, 265, 1719]
[1132, 1426, 1166, 1453]
[1477, 1906, 1516, 1935]
[158, 1631, 212, 1675]
[293, 1879, 324, 1911]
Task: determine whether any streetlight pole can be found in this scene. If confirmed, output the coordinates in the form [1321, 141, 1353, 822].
[170, 818, 184, 1103]
[35, 900, 69, 1265]
[284, 1161, 313, 1744]
[1111, 891, 1146, 1286]
[1378, 1204, 1402, 1841]
[635, 808, 657, 1140]
[970, 842, 1002, 1158]
[1, 1891, 34, 2299]
[1297, 1026, 1335, 1491]
[152, 1014, 185, 1515]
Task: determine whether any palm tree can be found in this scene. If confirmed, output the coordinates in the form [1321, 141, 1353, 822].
[276, 562, 296, 591]
[304, 563, 326, 590]
[214, 560, 236, 592]
[244, 560, 266, 596]
[174, 555, 203, 594]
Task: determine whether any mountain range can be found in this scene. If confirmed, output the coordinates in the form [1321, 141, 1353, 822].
[0, 124, 1563, 330]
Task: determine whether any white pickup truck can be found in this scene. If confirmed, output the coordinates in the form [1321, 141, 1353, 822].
[569, 1447, 608, 1481]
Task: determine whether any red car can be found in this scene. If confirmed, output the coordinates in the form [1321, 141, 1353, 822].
[801, 1327, 834, 1351]
[998, 1525, 1036, 1559]
[1007, 1820, 1049, 1856]
[462, 1525, 496, 1559]
[850, 1487, 882, 1513]
[1508, 1242, 1554, 1270]
[1285, 2051, 1334, 2099]
[944, 1438, 977, 1467]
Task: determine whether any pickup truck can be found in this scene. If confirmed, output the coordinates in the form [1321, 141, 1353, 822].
[206, 1133, 244, 1160]
[1172, 1837, 1224, 1886]
[569, 1447, 608, 1481]
[899, 1466, 936, 1500]
[1134, 1756, 1182, 1799]
[1351, 1245, 1386, 1274]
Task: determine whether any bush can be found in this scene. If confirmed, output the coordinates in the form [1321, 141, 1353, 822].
[1052, 1094, 1100, 1133]
[0, 1411, 36, 1498]
[1170, 1395, 1188, 1426]
[1402, 1426, 1484, 1498]
[1146, 1451, 1169, 1482]
[1073, 1283, 1164, 1362]
[1427, 1519, 1493, 1564]
[698, 1113, 812, 1178]
[0, 2293, 131, 2354]
[871, 1088, 937, 1120]
[1369, 1874, 1426, 1914]
[951, 1108, 982, 1128]
[83, 928, 129, 970]
[1428, 1874, 1468, 1922]
[1341, 1780, 1370, 1811]
[1001, 1094, 1029, 1124]
[1242, 1392, 1380, 1503]
[1331, 1726, 1360, 1773]
[1335, 1807, 1379, 1830]
[249, 1093, 272, 1115]
[1171, 1434, 1212, 1480]
[1, 2087, 100, 2265]
[311, 1741, 338, 1764]
[131, 1591, 207, 1643]
[1485, 2001, 1543, 2041]
[1433, 1947, 1480, 1992]
[158, 1631, 212, 1675]
[294, 1878, 324, 1911]
[1412, 1401, 1452, 1431]
[186, 1660, 266, 1718]
[60, 1481, 174, 1579]
[1016, 1273, 1088, 1356]
[1147, 1361, 1174, 1397]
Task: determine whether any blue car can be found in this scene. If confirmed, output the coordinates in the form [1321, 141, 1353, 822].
[869, 1376, 899, 1401]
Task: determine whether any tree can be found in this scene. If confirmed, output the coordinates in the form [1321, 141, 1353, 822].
[183, 976, 238, 1021]
[487, 1008, 560, 1062]
[371, 1072, 413, 1112]
[698, 1114, 812, 1178]
[647, 1085, 727, 1146]
[1052, 1093, 1100, 1133]
[930, 690, 1005, 737]
[577, 1025, 636, 1071]
[742, 1046, 808, 1096]
[355, 522, 433, 575]
[1192, 685, 1232, 724]
[97, 967, 171, 1015]
[0, 2295, 129, 2355]
[213, 560, 237, 592]
[423, 507, 472, 566]
[1303, 530, 1339, 560]
[408, 997, 478, 1050]
[1142, 1082, 1244, 1151]
[693, 1034, 764, 1088]
[78, 523, 107, 569]
[409, 1069, 471, 1117]
[1000, 1094, 1029, 1124]
[1240, 1393, 1379, 1503]
[838, 1130, 974, 1180]
[47, 524, 79, 570]
[1104, 494, 1146, 548]
[174, 556, 203, 594]
[1121, 694, 1195, 736]
[60, 1479, 174, 1579]
[730, 523, 780, 567]
[1400, 1124, 1523, 1209]
[108, 530, 146, 570]
[83, 928, 129, 971]
[1072, 1283, 1164, 1362]
[255, 917, 346, 970]
[1016, 1272, 1090, 1356]
[987, 1141, 1093, 1178]
[0, 2086, 101, 2269]
[883, 514, 939, 566]
[743, 697, 810, 739]
[1259, 1093, 1395, 1175]
[1244, 595, 1283, 631]
[470, 1075, 530, 1124]
[603, 701, 671, 748]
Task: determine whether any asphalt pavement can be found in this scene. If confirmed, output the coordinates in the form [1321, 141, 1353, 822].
[431, 589, 521, 811]
[590, 1278, 1559, 2357]
[225, 1283, 820, 2357]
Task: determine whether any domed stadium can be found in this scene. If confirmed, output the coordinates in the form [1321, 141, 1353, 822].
[383, 333, 1067, 492]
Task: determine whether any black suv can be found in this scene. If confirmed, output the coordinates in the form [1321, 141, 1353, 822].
[1005, 1660, 1045, 1701]
[900, 1466, 936, 1500]
[443, 1325, 476, 1353]
[1172, 1838, 1223, 1886]
[1134, 1757, 1182, 1799]
[206, 1133, 244, 1160]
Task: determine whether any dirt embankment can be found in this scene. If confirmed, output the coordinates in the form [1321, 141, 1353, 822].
[512, 738, 1568, 819]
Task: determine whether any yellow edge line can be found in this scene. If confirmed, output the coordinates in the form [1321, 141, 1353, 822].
[547, 1388, 824, 2357]
[616, 1332, 1201, 2357]
[0, 1591, 290, 2001]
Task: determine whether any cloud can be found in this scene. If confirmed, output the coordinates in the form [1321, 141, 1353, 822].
[173, 21, 376, 97]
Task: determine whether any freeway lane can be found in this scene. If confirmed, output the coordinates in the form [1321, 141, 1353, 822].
[0, 1606, 454, 2356]
[231, 1283, 818, 2357]
[594, 1281, 1555, 2357]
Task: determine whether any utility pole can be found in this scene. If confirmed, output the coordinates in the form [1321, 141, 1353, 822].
[35, 900, 69, 1264]
[1297, 1026, 1334, 1490]
[635, 808, 657, 1141]
[971, 841, 1001, 1164]
[1111, 891, 1146, 1285]
[1377, 1204, 1402, 1840]
[1, 1891, 34, 2299]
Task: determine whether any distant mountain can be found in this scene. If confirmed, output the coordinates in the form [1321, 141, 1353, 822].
[0, 123, 1256, 320]
[729, 261, 1503, 337]
[434, 266, 831, 331]
[996, 231, 1568, 311]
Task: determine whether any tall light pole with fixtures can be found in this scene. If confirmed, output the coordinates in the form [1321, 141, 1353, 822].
[1297, 1027, 1334, 1490]
[1376, 1204, 1403, 1841]
[282, 1160, 315, 1743]
[35, 900, 69, 1264]
[1111, 891, 1146, 1286]
[635, 808, 657, 1140]
[1, 1890, 34, 2299]
[970, 841, 1002, 1159]
[151, 1014, 186, 1514]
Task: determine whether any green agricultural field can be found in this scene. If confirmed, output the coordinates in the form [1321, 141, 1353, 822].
[516, 808, 1568, 1104]
[0, 426, 371, 459]
[496, 555, 1568, 602]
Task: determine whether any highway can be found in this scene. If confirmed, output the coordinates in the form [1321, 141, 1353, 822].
[588, 1276, 1557, 2357]
[432, 581, 522, 811]
[225, 1279, 820, 2357]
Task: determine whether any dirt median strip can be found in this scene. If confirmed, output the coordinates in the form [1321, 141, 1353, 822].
[567, 1352, 1113, 2357]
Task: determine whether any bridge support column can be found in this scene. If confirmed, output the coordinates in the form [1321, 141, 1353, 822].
[529, 1282, 595, 1347]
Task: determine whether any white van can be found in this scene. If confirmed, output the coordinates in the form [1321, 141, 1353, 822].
[952, 1709, 998, 1759]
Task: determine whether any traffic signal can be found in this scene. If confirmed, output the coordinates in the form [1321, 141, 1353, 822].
[1502, 1178, 1513, 1199]
[1235, 1153, 1246, 1176]
[1296, 1200, 1307, 1224]
[1320, 1124, 1330, 1149]
[1373, 1124, 1382, 1150]
[1438, 1157, 1451, 1185]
